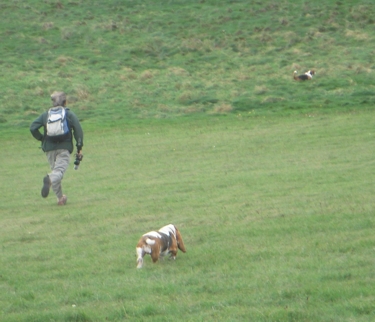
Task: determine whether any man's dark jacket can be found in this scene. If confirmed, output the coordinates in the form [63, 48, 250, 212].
[30, 107, 83, 153]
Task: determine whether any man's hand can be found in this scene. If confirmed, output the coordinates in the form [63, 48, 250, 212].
[74, 152, 83, 170]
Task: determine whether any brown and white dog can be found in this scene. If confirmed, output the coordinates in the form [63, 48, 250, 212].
[293, 70, 315, 81]
[136, 224, 186, 268]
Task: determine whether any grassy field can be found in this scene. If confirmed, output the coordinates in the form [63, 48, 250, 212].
[1, 0, 375, 321]
[2, 112, 375, 321]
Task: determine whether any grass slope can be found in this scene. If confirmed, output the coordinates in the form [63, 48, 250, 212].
[1, 111, 375, 321]
[0, 0, 375, 126]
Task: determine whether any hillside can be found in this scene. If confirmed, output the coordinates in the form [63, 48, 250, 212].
[0, 0, 374, 127]
[1, 1, 375, 321]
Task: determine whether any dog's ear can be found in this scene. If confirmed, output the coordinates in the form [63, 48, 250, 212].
[175, 227, 186, 253]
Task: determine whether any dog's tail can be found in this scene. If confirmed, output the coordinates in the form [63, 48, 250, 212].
[293, 70, 299, 80]
[175, 228, 186, 253]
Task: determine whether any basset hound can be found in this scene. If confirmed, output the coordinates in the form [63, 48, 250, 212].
[293, 70, 315, 81]
[136, 224, 186, 268]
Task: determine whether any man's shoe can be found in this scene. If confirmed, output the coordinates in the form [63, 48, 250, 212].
[57, 195, 67, 206]
[41, 175, 51, 198]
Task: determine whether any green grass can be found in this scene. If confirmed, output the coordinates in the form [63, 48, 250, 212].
[1, 111, 375, 321]
[1, 0, 375, 126]
[1, 0, 375, 320]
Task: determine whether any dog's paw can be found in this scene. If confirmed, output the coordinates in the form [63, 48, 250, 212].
[137, 258, 143, 268]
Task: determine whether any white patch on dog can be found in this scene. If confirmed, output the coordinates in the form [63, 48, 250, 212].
[145, 238, 155, 245]
[143, 231, 162, 238]
[143, 245, 152, 254]
[158, 224, 176, 237]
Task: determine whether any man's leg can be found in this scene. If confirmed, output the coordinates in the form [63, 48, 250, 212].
[46, 149, 70, 201]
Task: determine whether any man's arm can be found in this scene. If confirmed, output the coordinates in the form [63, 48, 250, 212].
[30, 114, 45, 141]
[69, 111, 84, 153]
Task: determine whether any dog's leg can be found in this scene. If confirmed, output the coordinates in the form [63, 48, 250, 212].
[150, 243, 160, 263]
[136, 247, 144, 268]
[168, 237, 178, 260]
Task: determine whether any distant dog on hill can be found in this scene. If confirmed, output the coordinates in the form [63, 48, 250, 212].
[136, 224, 186, 268]
[293, 70, 315, 81]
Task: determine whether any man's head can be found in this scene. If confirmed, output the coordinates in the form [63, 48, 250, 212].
[51, 91, 66, 107]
